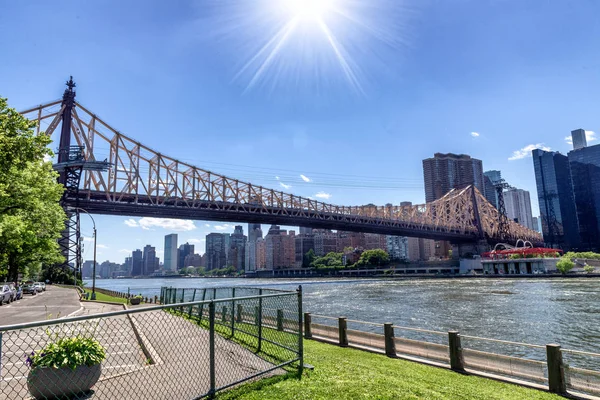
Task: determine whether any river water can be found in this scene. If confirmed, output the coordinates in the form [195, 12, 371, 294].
[88, 277, 600, 357]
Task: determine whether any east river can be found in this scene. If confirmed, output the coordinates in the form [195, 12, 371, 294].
[89, 277, 600, 361]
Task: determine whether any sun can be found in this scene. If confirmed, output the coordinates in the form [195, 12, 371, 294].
[281, 0, 336, 21]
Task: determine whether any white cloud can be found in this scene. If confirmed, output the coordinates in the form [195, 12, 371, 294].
[314, 192, 332, 200]
[279, 182, 292, 190]
[300, 174, 311, 182]
[188, 238, 205, 244]
[43, 154, 52, 163]
[119, 249, 132, 254]
[205, 224, 211, 227]
[83, 237, 94, 242]
[124, 217, 196, 231]
[214, 224, 231, 231]
[564, 130, 597, 145]
[275, 176, 280, 180]
[96, 244, 109, 249]
[508, 144, 551, 161]
[124, 219, 139, 228]
[471, 132, 480, 137]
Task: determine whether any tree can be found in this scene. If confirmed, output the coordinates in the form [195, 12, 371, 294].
[0, 97, 66, 281]
[356, 249, 390, 267]
[556, 258, 575, 275]
[584, 265, 595, 274]
[302, 249, 315, 268]
[311, 252, 344, 269]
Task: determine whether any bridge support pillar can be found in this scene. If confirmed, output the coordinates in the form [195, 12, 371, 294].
[452, 241, 490, 259]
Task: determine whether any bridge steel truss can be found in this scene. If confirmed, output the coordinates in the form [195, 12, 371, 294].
[20, 100, 543, 247]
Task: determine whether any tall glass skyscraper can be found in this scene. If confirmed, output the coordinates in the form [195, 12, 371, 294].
[532, 149, 580, 250]
[568, 144, 600, 251]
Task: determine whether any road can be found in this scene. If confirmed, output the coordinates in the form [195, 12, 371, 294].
[0, 285, 82, 325]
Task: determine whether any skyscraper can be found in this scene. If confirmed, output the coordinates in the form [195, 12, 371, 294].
[229, 225, 247, 271]
[142, 245, 158, 276]
[422, 153, 485, 202]
[205, 233, 227, 270]
[504, 188, 534, 230]
[265, 225, 294, 270]
[571, 129, 588, 150]
[164, 234, 178, 272]
[177, 242, 195, 269]
[245, 224, 263, 272]
[295, 232, 315, 268]
[568, 142, 600, 251]
[483, 170, 502, 209]
[532, 149, 580, 250]
[131, 249, 143, 276]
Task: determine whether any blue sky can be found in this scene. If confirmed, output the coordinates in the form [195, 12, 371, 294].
[1, 0, 599, 263]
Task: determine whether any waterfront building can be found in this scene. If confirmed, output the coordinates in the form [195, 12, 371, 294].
[183, 253, 203, 268]
[82, 260, 95, 279]
[131, 249, 143, 276]
[406, 237, 436, 261]
[205, 233, 227, 270]
[504, 188, 534, 230]
[387, 236, 408, 261]
[295, 233, 315, 267]
[177, 242, 195, 270]
[142, 245, 159, 276]
[314, 230, 337, 256]
[164, 233, 178, 272]
[568, 142, 600, 251]
[245, 223, 263, 273]
[299, 227, 313, 235]
[229, 225, 247, 271]
[265, 225, 295, 270]
[423, 153, 484, 258]
[532, 149, 580, 250]
[422, 153, 485, 203]
[256, 238, 266, 270]
[365, 233, 387, 251]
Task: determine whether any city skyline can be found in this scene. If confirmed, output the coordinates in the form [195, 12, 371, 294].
[3, 1, 599, 262]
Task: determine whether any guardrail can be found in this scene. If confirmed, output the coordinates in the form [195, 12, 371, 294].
[304, 313, 600, 398]
[0, 287, 303, 399]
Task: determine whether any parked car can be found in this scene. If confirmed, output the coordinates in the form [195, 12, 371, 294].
[0, 284, 12, 305]
[0, 283, 16, 302]
[36, 282, 46, 292]
[33, 283, 43, 293]
[23, 284, 37, 296]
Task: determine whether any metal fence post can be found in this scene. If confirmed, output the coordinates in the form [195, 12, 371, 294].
[213, 287, 217, 300]
[222, 306, 227, 323]
[277, 309, 284, 331]
[231, 288, 236, 336]
[298, 285, 304, 377]
[188, 289, 197, 317]
[338, 317, 348, 347]
[237, 304, 243, 323]
[160, 287, 164, 304]
[547, 344, 566, 394]
[198, 289, 207, 323]
[448, 331, 465, 371]
[258, 288, 263, 352]
[209, 301, 216, 398]
[304, 312, 312, 339]
[384, 323, 396, 357]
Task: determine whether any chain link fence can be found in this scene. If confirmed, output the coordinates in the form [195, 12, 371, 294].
[0, 287, 302, 399]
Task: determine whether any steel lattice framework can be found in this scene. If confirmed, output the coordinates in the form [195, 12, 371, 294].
[20, 96, 543, 247]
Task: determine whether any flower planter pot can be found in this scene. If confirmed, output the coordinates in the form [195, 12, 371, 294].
[130, 297, 141, 305]
[27, 364, 101, 399]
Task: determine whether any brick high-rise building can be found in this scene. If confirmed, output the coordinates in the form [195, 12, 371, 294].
[422, 153, 485, 203]
[228, 225, 247, 271]
[295, 233, 315, 268]
[265, 225, 295, 270]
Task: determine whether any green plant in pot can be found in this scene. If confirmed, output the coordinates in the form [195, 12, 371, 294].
[130, 294, 143, 305]
[26, 335, 106, 399]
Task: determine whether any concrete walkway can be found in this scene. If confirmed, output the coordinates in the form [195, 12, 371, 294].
[1, 298, 282, 399]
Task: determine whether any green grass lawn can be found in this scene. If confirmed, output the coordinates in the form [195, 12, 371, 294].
[82, 288, 128, 304]
[217, 339, 562, 400]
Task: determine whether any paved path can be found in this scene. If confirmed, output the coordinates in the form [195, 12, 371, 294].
[0, 285, 81, 324]
[1, 298, 283, 399]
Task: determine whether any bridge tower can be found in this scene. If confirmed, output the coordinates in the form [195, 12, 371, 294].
[52, 77, 109, 279]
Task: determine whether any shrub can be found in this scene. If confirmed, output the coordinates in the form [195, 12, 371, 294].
[584, 265, 595, 274]
[556, 258, 575, 275]
[26, 336, 106, 369]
